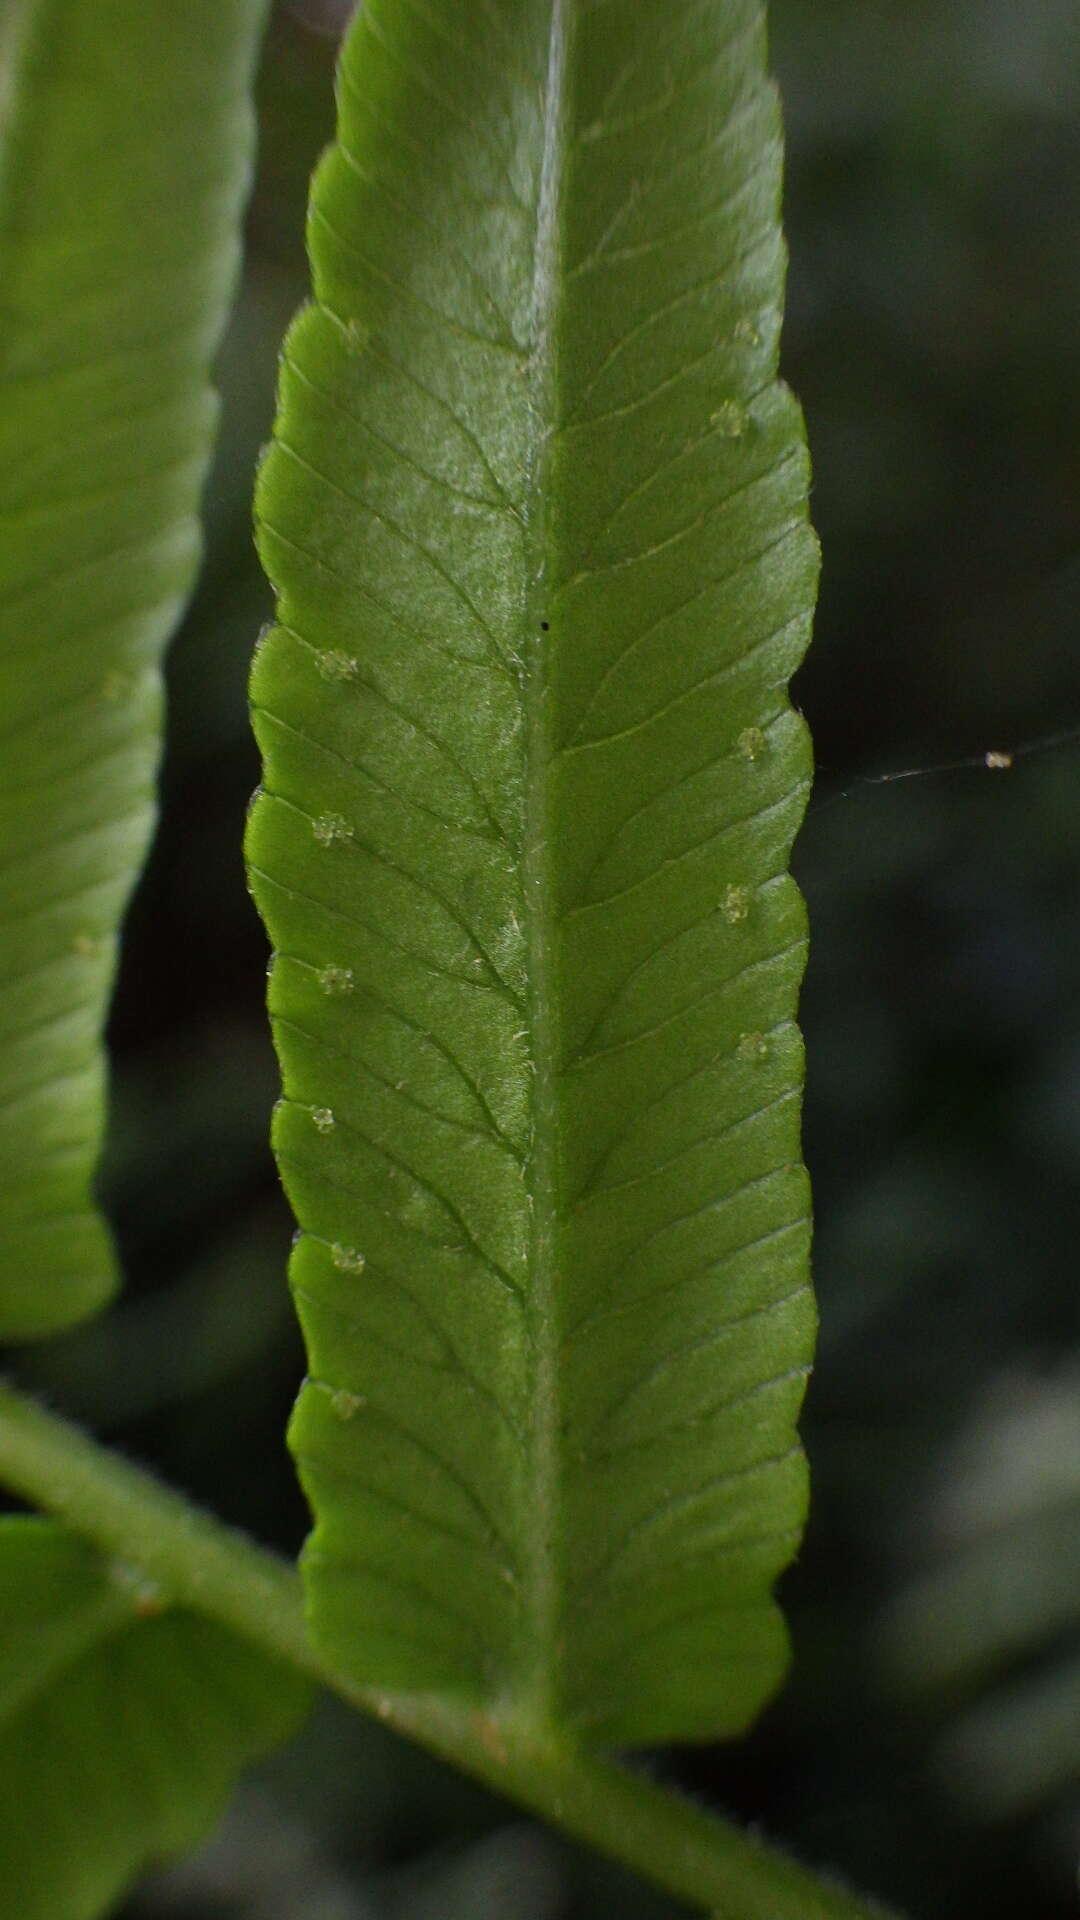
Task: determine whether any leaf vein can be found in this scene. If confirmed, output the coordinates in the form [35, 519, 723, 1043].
[582, 1288, 812, 1456]
[272, 1007, 525, 1167]
[573, 1088, 798, 1211]
[568, 1216, 808, 1341]
[281, 350, 520, 520]
[258, 516, 515, 683]
[297, 1403, 519, 1577]
[294, 1264, 525, 1447]
[279, 1097, 522, 1297]
[269, 441, 516, 670]
[276, 619, 514, 847]
[565, 785, 801, 921]
[563, 509, 802, 746]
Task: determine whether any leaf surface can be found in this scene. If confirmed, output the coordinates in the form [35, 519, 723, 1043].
[250, 0, 818, 1745]
[0, 0, 268, 1337]
[0, 1516, 308, 1920]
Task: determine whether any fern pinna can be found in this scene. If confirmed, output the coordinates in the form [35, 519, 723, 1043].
[248, 0, 818, 1744]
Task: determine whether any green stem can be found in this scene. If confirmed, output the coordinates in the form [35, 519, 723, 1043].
[0, 1379, 898, 1920]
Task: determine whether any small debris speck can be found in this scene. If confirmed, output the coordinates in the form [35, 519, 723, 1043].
[108, 1559, 165, 1616]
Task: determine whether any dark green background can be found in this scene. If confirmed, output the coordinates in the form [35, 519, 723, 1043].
[9, 2, 1080, 1913]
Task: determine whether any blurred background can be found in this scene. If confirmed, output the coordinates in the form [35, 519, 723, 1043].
[8, 0, 1080, 1912]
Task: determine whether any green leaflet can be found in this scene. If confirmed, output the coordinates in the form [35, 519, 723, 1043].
[250, 0, 817, 1745]
[0, 0, 268, 1338]
[0, 1516, 307, 1920]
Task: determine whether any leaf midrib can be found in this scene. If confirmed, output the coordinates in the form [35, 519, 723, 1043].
[0, 0, 43, 193]
[520, 0, 572, 1722]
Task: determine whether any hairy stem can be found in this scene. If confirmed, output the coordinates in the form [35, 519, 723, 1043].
[0, 1379, 897, 1920]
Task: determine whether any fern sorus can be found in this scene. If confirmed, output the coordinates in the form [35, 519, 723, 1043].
[249, 0, 818, 1745]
